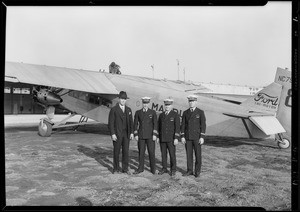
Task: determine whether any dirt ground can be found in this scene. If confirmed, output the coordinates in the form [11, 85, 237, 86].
[5, 124, 291, 210]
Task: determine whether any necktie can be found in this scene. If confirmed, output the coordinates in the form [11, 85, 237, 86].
[165, 111, 168, 115]
[190, 108, 193, 113]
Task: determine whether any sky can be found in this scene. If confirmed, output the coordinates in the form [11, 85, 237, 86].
[5, 2, 291, 87]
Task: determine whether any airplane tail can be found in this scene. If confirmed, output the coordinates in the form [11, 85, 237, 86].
[241, 67, 291, 139]
[274, 67, 291, 138]
[241, 81, 282, 114]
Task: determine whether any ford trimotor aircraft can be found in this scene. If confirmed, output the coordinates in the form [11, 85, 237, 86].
[5, 62, 291, 149]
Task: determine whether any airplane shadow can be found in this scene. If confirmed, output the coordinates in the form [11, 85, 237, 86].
[204, 136, 278, 149]
[55, 123, 111, 135]
[77, 144, 186, 174]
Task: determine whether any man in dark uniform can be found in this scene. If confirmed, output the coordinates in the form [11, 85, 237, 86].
[157, 98, 180, 176]
[108, 91, 134, 174]
[181, 94, 206, 178]
[133, 97, 158, 175]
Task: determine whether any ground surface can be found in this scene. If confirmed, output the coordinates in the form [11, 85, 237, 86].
[5, 124, 291, 210]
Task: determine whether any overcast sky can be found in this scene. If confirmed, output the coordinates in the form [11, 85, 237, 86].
[6, 2, 291, 87]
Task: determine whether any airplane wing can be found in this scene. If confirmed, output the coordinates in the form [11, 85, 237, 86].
[5, 61, 119, 95]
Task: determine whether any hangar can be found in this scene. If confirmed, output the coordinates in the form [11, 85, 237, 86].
[4, 81, 67, 115]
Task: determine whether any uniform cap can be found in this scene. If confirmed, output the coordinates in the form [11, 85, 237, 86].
[164, 98, 174, 105]
[118, 91, 129, 99]
[141, 96, 151, 103]
[187, 94, 197, 101]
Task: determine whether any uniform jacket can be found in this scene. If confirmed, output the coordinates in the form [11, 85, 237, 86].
[181, 107, 206, 140]
[133, 108, 158, 139]
[108, 103, 134, 139]
[158, 110, 180, 142]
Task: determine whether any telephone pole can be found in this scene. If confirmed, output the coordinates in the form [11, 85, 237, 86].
[151, 64, 154, 79]
[176, 59, 180, 81]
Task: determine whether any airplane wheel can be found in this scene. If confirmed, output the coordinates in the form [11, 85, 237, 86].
[277, 138, 290, 149]
[38, 119, 52, 137]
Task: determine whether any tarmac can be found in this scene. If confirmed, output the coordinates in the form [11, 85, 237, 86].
[4, 114, 291, 209]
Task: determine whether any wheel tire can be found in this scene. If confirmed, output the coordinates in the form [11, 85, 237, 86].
[277, 138, 290, 149]
[38, 119, 52, 137]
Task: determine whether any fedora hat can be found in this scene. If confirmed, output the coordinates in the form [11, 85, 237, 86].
[118, 91, 129, 99]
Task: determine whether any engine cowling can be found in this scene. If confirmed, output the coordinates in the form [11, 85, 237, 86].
[33, 87, 62, 106]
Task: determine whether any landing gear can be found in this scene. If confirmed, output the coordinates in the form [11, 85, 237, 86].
[38, 118, 53, 137]
[276, 133, 290, 149]
[73, 116, 89, 131]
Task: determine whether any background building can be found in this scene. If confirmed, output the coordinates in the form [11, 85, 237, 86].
[4, 82, 67, 115]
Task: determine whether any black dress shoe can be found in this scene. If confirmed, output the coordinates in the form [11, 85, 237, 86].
[151, 170, 157, 175]
[170, 171, 176, 176]
[182, 172, 193, 176]
[122, 170, 131, 175]
[195, 173, 200, 178]
[133, 170, 143, 174]
[112, 169, 121, 174]
[158, 169, 168, 175]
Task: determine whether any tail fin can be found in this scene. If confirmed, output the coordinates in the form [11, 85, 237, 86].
[241, 82, 282, 114]
[241, 67, 291, 139]
[274, 67, 291, 138]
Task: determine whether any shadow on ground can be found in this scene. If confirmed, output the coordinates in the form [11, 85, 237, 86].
[5, 124, 278, 150]
[77, 145, 186, 174]
[204, 136, 278, 149]
[75, 197, 93, 206]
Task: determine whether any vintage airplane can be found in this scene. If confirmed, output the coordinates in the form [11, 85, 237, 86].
[5, 61, 291, 149]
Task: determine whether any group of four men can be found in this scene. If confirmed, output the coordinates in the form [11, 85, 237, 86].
[108, 91, 206, 178]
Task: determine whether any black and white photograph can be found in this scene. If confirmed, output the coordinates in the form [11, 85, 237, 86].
[4, 1, 293, 210]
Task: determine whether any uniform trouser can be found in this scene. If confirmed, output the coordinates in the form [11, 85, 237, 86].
[185, 139, 202, 175]
[137, 138, 156, 173]
[160, 141, 176, 172]
[113, 131, 129, 172]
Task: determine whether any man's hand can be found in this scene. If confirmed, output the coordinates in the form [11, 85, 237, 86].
[156, 138, 160, 144]
[111, 134, 117, 142]
[181, 137, 186, 144]
[199, 137, 204, 145]
[130, 133, 134, 140]
[153, 135, 157, 141]
[174, 139, 178, 145]
[135, 136, 139, 141]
